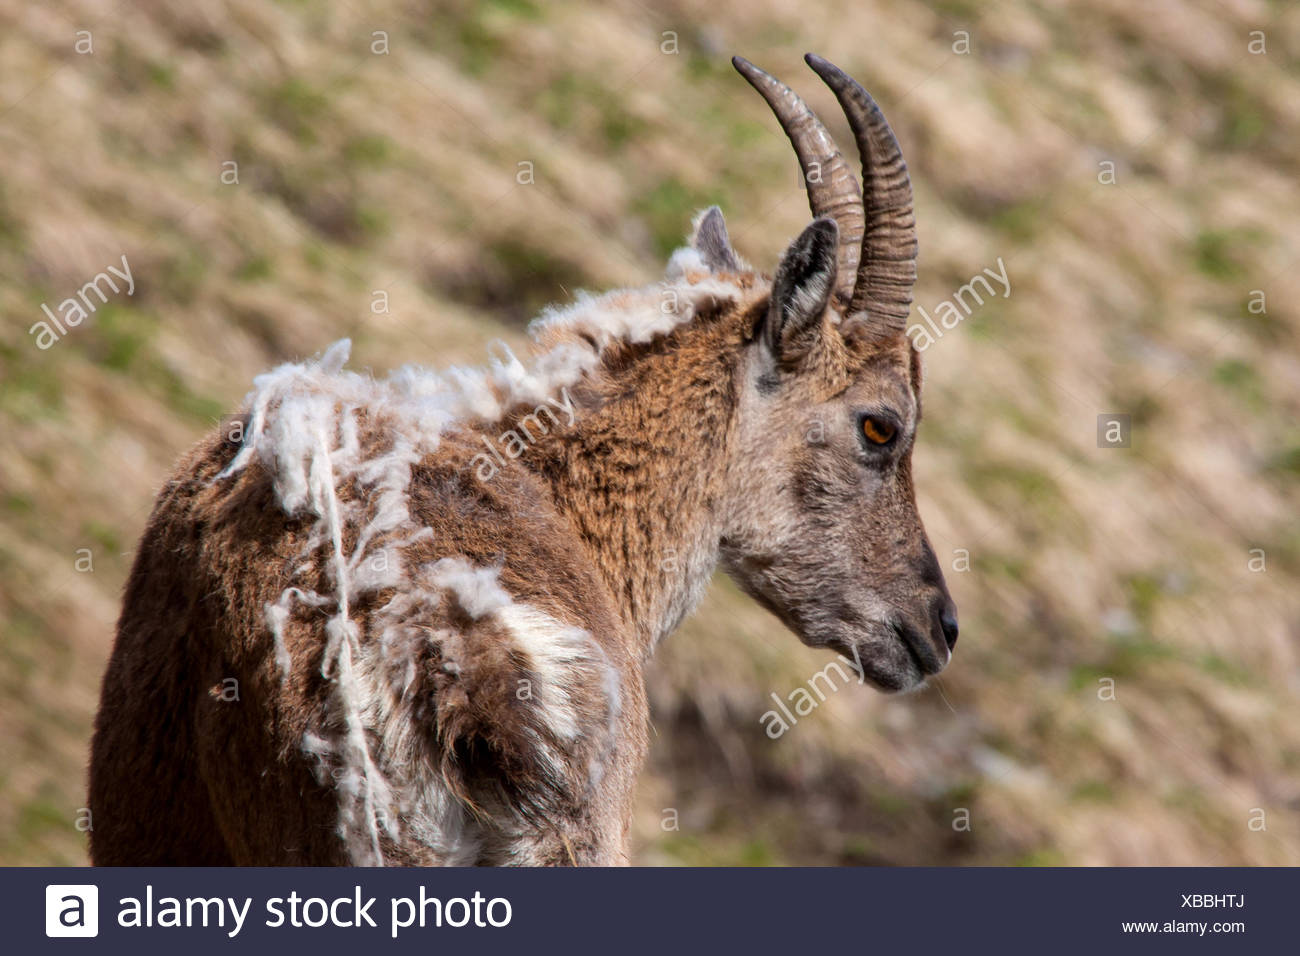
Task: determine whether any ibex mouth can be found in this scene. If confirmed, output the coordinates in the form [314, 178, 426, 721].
[892, 620, 948, 678]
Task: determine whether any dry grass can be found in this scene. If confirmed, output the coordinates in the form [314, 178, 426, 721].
[0, 0, 1297, 865]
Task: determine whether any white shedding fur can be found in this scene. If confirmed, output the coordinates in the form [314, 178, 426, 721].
[428, 557, 514, 620]
[217, 252, 744, 864]
[264, 587, 330, 682]
[496, 602, 612, 744]
[665, 245, 709, 278]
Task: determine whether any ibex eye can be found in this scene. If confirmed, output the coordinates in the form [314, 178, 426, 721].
[860, 416, 897, 446]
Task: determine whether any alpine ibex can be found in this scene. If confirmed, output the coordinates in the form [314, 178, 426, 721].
[89, 54, 957, 866]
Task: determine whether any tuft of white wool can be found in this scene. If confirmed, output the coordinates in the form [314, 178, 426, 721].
[496, 603, 617, 744]
[264, 587, 331, 683]
[217, 257, 744, 863]
[665, 245, 709, 279]
[428, 556, 514, 620]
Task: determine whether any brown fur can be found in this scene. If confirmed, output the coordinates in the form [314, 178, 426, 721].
[89, 246, 953, 864]
[90, 83, 954, 863]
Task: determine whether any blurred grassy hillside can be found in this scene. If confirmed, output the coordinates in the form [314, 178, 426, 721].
[1, 0, 1297, 865]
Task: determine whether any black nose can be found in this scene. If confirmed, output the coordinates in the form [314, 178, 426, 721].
[939, 607, 959, 650]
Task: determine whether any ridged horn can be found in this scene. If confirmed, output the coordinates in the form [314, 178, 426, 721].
[732, 56, 863, 306]
[804, 53, 917, 331]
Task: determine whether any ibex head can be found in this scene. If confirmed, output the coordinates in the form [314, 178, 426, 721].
[711, 55, 956, 691]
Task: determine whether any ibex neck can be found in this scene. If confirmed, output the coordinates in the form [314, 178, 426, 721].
[530, 329, 740, 659]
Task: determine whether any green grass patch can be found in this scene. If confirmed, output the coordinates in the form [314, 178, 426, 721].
[147, 61, 176, 91]
[931, 0, 983, 18]
[355, 203, 390, 240]
[1192, 228, 1265, 283]
[108, 40, 178, 95]
[963, 459, 1062, 513]
[737, 839, 776, 866]
[962, 303, 1011, 342]
[0, 341, 65, 421]
[1012, 848, 1067, 866]
[15, 792, 70, 845]
[1196, 653, 1255, 687]
[974, 550, 1028, 581]
[658, 832, 709, 865]
[0, 605, 45, 693]
[1193, 230, 1243, 280]
[1211, 357, 1264, 410]
[86, 305, 225, 422]
[536, 72, 648, 151]
[302, 241, 328, 272]
[449, 0, 543, 75]
[988, 197, 1046, 242]
[81, 520, 121, 554]
[1070, 779, 1116, 802]
[1121, 571, 1164, 627]
[159, 247, 209, 305]
[92, 304, 153, 372]
[0, 184, 25, 249]
[685, 52, 730, 83]
[1264, 442, 1300, 480]
[260, 78, 331, 144]
[871, 791, 910, 816]
[1070, 635, 1175, 690]
[1202, 72, 1268, 151]
[483, 0, 541, 17]
[3, 492, 34, 516]
[1108, 634, 1177, 668]
[342, 134, 394, 168]
[234, 255, 273, 282]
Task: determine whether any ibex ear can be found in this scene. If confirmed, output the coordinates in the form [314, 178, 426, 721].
[691, 206, 740, 272]
[765, 218, 838, 364]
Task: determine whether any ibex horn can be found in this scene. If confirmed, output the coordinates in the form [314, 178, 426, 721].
[804, 54, 917, 332]
[735, 54, 918, 333]
[732, 55, 864, 307]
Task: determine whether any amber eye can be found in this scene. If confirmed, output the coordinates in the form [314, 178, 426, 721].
[861, 416, 897, 446]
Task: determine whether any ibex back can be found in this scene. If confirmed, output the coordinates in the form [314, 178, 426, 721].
[89, 54, 957, 866]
